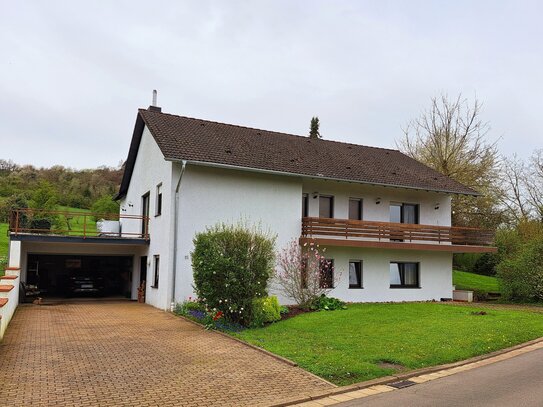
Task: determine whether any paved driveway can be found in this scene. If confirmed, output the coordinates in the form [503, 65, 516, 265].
[0, 302, 332, 407]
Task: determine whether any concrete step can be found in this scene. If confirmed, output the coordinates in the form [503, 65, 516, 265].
[0, 285, 15, 293]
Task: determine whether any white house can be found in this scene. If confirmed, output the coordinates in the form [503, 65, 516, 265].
[5, 104, 496, 315]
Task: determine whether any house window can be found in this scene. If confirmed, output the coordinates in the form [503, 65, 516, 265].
[152, 255, 160, 288]
[349, 198, 362, 220]
[302, 193, 309, 218]
[155, 184, 162, 216]
[301, 259, 308, 289]
[141, 192, 150, 236]
[319, 196, 334, 218]
[390, 203, 419, 224]
[349, 261, 363, 288]
[319, 259, 334, 288]
[390, 262, 419, 288]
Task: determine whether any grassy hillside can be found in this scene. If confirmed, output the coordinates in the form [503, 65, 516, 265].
[0, 223, 7, 257]
[453, 270, 500, 293]
[56, 205, 98, 234]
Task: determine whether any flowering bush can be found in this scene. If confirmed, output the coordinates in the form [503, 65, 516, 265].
[175, 298, 240, 330]
[275, 239, 338, 309]
[191, 223, 276, 326]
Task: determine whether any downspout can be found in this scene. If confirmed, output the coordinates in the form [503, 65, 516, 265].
[170, 160, 187, 311]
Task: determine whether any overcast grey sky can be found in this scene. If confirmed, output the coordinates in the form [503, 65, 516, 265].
[1, 1, 541, 169]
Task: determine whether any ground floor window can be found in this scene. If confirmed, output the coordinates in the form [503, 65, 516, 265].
[152, 255, 160, 288]
[349, 260, 363, 288]
[319, 259, 334, 288]
[390, 262, 419, 288]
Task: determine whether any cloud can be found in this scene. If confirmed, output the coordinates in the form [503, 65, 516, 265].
[0, 0, 541, 168]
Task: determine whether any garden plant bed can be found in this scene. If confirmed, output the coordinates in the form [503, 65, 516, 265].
[233, 302, 543, 386]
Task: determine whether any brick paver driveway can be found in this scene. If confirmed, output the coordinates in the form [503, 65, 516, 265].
[0, 302, 333, 406]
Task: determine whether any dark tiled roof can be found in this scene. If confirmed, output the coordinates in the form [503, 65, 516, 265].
[116, 108, 479, 199]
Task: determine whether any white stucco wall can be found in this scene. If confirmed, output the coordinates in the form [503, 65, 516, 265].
[302, 179, 452, 226]
[117, 125, 173, 309]
[323, 247, 453, 302]
[174, 165, 303, 302]
[172, 168, 454, 305]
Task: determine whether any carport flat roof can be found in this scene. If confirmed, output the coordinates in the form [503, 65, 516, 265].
[9, 233, 149, 245]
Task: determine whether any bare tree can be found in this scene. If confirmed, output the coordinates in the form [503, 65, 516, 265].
[274, 239, 339, 308]
[503, 150, 543, 222]
[398, 94, 503, 228]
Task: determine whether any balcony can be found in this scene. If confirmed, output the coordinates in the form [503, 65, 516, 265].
[8, 208, 149, 242]
[301, 217, 496, 253]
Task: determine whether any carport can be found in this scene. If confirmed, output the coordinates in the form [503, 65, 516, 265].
[10, 235, 148, 301]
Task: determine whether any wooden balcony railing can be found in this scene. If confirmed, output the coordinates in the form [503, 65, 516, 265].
[9, 208, 149, 240]
[302, 217, 494, 247]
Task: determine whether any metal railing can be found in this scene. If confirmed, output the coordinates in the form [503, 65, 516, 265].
[302, 217, 494, 246]
[9, 208, 149, 240]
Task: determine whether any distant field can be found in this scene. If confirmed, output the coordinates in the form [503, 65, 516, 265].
[453, 270, 500, 293]
[56, 206, 98, 235]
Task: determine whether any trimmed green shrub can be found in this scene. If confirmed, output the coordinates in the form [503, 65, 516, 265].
[497, 238, 543, 302]
[191, 223, 276, 326]
[453, 253, 481, 273]
[252, 296, 281, 327]
[310, 295, 347, 311]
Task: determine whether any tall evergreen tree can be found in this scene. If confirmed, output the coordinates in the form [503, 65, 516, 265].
[309, 116, 321, 139]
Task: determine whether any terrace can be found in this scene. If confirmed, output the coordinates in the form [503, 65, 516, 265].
[8, 208, 149, 244]
[301, 217, 496, 253]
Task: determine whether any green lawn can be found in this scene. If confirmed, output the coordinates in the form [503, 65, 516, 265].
[453, 270, 500, 293]
[235, 303, 543, 385]
[56, 206, 98, 235]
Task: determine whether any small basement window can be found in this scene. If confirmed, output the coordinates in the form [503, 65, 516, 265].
[319, 259, 334, 288]
[349, 260, 363, 288]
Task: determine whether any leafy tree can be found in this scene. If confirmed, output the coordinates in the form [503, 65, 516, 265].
[91, 195, 120, 220]
[398, 94, 503, 228]
[30, 181, 58, 211]
[309, 116, 321, 139]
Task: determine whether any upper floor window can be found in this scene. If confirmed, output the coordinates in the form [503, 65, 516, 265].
[319, 195, 334, 218]
[349, 198, 362, 220]
[302, 193, 309, 218]
[390, 262, 419, 288]
[390, 203, 419, 224]
[155, 183, 163, 216]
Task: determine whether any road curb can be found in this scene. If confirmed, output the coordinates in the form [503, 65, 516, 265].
[273, 336, 543, 406]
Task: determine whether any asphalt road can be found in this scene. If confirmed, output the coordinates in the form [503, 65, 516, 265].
[337, 347, 543, 407]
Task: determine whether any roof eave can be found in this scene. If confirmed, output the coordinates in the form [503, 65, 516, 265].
[164, 158, 480, 196]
